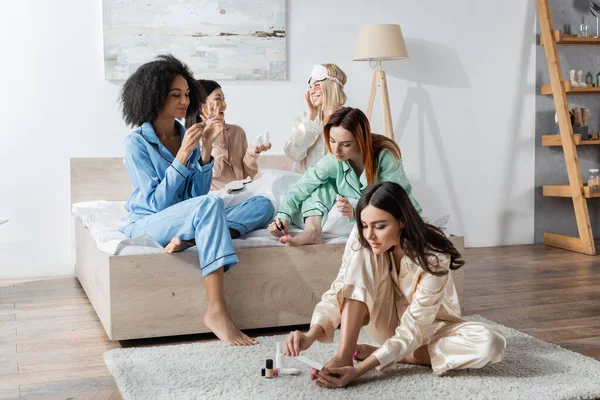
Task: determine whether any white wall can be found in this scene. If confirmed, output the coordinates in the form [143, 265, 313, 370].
[0, 0, 536, 278]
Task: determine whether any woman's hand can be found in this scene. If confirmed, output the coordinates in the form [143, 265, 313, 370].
[201, 119, 224, 148]
[200, 101, 224, 148]
[267, 218, 288, 237]
[253, 143, 272, 154]
[336, 195, 354, 219]
[176, 123, 204, 165]
[314, 366, 359, 389]
[305, 90, 318, 121]
[283, 330, 314, 357]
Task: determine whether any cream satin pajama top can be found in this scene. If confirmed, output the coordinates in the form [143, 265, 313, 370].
[311, 227, 506, 375]
[284, 112, 326, 174]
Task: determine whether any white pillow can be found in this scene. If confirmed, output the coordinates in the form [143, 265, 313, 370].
[210, 168, 302, 212]
[321, 197, 358, 237]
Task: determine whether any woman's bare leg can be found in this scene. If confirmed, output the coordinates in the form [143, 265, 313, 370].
[402, 345, 431, 365]
[202, 267, 257, 346]
[280, 216, 323, 246]
[336, 299, 369, 365]
[311, 298, 368, 381]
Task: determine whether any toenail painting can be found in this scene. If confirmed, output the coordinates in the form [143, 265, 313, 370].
[102, 0, 287, 80]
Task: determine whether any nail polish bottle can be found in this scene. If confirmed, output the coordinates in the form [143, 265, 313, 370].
[261, 368, 265, 377]
[265, 359, 274, 378]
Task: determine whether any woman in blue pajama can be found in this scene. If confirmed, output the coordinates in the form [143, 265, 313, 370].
[120, 55, 274, 346]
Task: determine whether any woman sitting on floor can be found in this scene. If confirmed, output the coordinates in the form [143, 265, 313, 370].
[120, 54, 274, 346]
[284, 63, 347, 174]
[268, 107, 421, 246]
[190, 80, 271, 191]
[283, 181, 506, 387]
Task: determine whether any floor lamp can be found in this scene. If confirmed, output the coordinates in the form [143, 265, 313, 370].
[354, 24, 408, 139]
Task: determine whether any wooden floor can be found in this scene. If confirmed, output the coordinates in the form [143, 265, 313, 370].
[1, 244, 600, 399]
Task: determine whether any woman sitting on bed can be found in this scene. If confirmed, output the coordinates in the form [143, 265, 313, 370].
[120, 54, 274, 346]
[189, 80, 272, 191]
[283, 182, 505, 387]
[267, 107, 421, 246]
[284, 64, 347, 174]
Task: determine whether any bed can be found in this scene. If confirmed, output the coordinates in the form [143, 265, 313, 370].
[71, 156, 465, 341]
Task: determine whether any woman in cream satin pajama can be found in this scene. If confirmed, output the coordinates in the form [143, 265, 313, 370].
[311, 228, 506, 376]
[284, 181, 506, 387]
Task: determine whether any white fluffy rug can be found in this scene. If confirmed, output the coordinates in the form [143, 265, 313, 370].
[104, 315, 600, 400]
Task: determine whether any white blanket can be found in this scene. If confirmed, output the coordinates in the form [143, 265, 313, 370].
[72, 169, 354, 256]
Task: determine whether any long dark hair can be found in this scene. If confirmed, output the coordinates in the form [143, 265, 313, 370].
[356, 181, 464, 276]
[120, 54, 205, 127]
[324, 107, 401, 185]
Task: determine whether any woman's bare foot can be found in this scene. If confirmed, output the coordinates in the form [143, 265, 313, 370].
[354, 344, 378, 361]
[401, 345, 431, 365]
[310, 356, 353, 381]
[204, 306, 257, 346]
[165, 237, 195, 253]
[280, 228, 323, 246]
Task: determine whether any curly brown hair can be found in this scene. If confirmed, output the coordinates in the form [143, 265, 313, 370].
[120, 54, 205, 127]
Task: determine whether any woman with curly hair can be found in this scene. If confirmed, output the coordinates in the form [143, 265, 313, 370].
[120, 54, 274, 345]
[268, 107, 421, 246]
[283, 181, 506, 387]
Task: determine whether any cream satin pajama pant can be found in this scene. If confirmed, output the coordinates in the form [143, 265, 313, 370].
[345, 265, 506, 375]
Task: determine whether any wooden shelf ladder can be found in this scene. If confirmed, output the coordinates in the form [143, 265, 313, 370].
[537, 0, 596, 255]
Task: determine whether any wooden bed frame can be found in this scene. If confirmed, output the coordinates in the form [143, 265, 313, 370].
[71, 156, 464, 341]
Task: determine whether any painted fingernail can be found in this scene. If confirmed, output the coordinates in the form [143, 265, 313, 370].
[286, 234, 292, 238]
[353, 351, 359, 360]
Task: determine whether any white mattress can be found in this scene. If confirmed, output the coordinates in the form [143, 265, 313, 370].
[71, 169, 450, 256]
[71, 169, 359, 255]
[72, 200, 349, 256]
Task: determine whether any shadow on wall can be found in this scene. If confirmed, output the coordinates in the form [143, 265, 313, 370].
[495, 0, 536, 245]
[573, 0, 590, 13]
[386, 38, 471, 89]
[385, 38, 470, 237]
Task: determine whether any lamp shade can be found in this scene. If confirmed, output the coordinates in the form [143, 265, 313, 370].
[353, 24, 408, 61]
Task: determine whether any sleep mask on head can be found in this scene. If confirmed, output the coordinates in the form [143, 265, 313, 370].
[307, 65, 344, 88]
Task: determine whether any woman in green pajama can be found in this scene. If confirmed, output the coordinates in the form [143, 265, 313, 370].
[267, 107, 421, 246]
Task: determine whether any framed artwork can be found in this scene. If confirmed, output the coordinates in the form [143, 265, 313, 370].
[102, 0, 287, 80]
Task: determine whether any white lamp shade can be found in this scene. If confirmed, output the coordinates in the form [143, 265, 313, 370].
[353, 24, 408, 61]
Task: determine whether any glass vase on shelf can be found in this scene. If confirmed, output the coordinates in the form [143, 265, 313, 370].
[588, 169, 600, 195]
[578, 24, 591, 37]
[586, 71, 594, 85]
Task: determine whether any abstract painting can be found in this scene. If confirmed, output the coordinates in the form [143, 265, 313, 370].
[102, 0, 287, 80]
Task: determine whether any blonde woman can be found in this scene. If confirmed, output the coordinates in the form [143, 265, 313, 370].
[284, 64, 347, 173]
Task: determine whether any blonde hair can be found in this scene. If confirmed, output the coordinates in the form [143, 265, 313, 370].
[318, 63, 347, 112]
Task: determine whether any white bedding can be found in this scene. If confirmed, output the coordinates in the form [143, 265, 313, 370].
[72, 169, 354, 256]
[72, 168, 451, 256]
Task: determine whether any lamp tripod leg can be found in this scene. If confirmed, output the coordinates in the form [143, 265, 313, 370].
[380, 70, 394, 139]
[366, 70, 377, 120]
